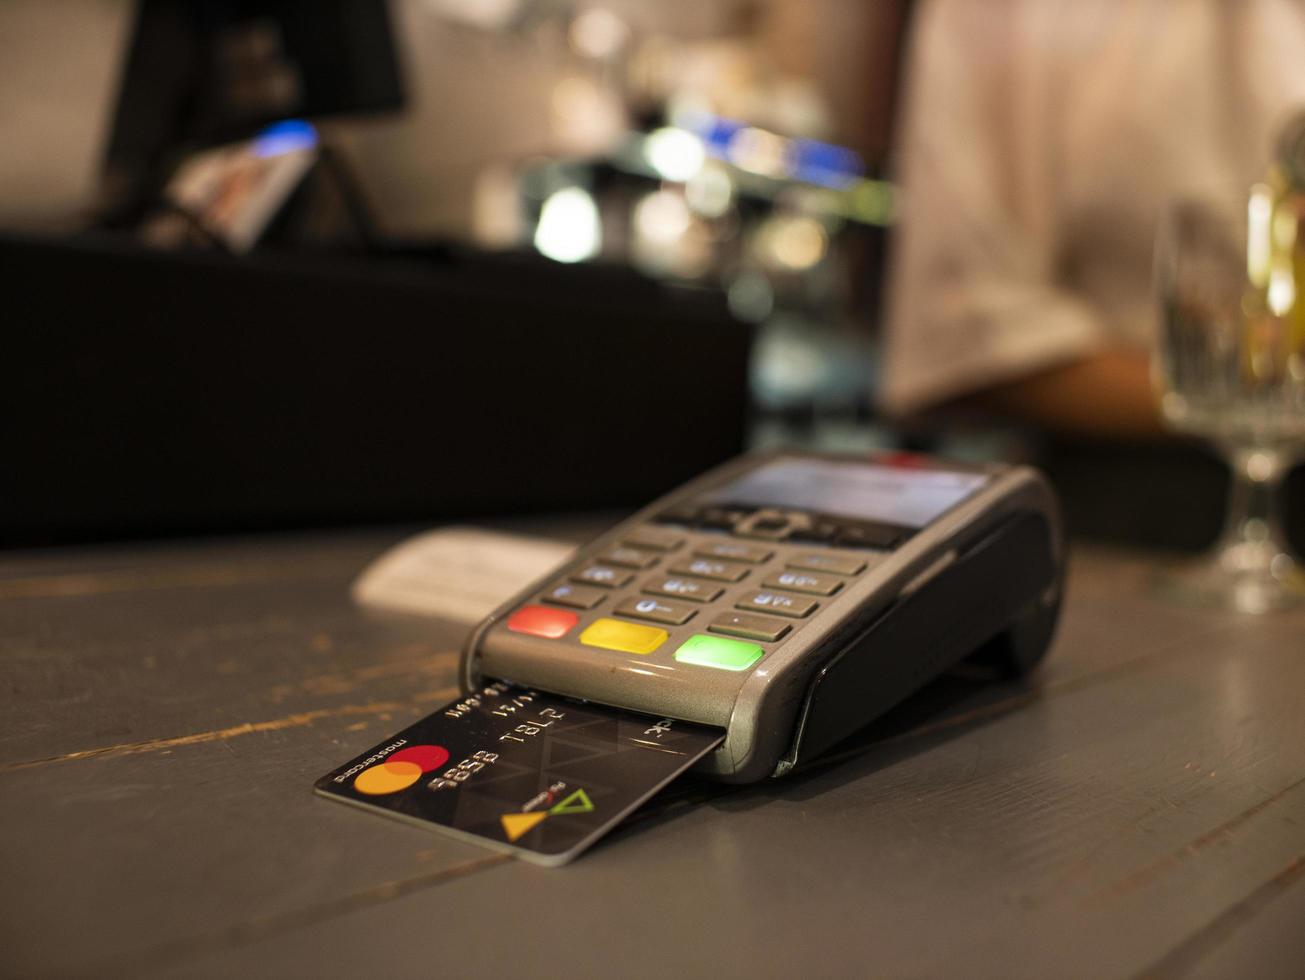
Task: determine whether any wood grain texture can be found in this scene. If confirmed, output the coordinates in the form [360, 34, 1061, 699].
[2, 528, 1303, 979]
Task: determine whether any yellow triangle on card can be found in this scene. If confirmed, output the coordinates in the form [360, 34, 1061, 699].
[500, 810, 548, 842]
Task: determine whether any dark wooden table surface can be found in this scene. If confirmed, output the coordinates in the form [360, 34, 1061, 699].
[3, 523, 1304, 979]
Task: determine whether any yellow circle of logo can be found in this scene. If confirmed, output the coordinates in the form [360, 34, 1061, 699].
[354, 760, 423, 795]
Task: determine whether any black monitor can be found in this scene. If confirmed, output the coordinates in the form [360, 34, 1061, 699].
[101, 0, 404, 221]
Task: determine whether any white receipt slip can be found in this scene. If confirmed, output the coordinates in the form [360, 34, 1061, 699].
[352, 527, 575, 625]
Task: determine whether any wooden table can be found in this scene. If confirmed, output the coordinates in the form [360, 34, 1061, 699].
[3, 525, 1304, 979]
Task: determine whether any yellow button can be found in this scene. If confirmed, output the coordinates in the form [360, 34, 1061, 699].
[579, 617, 667, 655]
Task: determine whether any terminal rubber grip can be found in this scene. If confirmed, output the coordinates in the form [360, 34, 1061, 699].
[781, 512, 1060, 773]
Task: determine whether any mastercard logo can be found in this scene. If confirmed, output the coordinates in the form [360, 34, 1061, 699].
[354, 744, 450, 795]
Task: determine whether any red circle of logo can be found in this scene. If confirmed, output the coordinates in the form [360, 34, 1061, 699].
[389, 744, 450, 772]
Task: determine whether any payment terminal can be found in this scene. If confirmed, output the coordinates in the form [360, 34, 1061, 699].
[462, 451, 1063, 783]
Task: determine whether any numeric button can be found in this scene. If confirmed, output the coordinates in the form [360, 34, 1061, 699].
[788, 553, 869, 576]
[642, 576, 724, 604]
[693, 542, 773, 564]
[542, 582, 606, 609]
[838, 525, 904, 549]
[572, 565, 634, 589]
[615, 596, 697, 626]
[600, 546, 659, 570]
[761, 571, 844, 596]
[668, 558, 750, 583]
[620, 528, 684, 552]
[735, 590, 818, 619]
[708, 612, 791, 643]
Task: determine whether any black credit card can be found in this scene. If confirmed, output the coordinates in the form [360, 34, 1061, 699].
[315, 681, 724, 866]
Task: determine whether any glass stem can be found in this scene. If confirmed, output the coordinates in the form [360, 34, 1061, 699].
[1216, 448, 1287, 574]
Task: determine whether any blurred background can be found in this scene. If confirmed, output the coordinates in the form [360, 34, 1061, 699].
[2, 0, 1301, 552]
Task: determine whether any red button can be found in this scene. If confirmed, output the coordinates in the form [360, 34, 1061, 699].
[507, 605, 578, 639]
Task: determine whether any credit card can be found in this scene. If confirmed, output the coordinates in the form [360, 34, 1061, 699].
[315, 681, 724, 866]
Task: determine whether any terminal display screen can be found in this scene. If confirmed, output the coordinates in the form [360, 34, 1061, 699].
[705, 458, 989, 529]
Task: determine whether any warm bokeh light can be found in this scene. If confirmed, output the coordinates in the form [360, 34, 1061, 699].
[533, 187, 601, 263]
[644, 128, 706, 183]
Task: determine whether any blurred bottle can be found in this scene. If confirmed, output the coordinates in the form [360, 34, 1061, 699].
[1264, 112, 1305, 382]
[1239, 111, 1305, 390]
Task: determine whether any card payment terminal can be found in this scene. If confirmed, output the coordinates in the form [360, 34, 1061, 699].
[462, 451, 1063, 783]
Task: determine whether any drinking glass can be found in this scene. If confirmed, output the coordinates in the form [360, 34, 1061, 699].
[1153, 185, 1305, 612]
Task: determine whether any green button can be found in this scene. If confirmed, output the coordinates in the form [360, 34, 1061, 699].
[674, 634, 764, 672]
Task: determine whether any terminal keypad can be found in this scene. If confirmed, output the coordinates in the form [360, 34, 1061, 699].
[514, 519, 882, 673]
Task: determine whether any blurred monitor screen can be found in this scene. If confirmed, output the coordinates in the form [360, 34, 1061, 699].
[103, 0, 403, 210]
